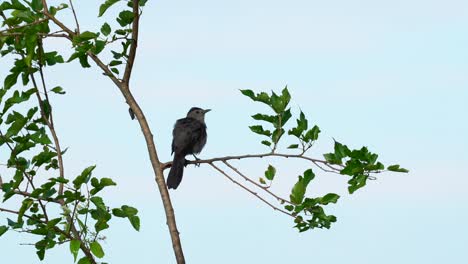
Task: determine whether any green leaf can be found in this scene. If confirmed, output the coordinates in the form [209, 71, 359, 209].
[98, 0, 120, 17]
[109, 60, 122, 66]
[240, 89, 255, 100]
[90, 177, 117, 195]
[77, 256, 91, 264]
[90, 241, 105, 258]
[261, 140, 271, 147]
[4, 72, 20, 90]
[288, 111, 308, 137]
[112, 208, 126, 218]
[110, 67, 119, 75]
[290, 169, 315, 204]
[251, 113, 277, 124]
[69, 240, 80, 262]
[319, 193, 340, 205]
[249, 125, 271, 137]
[122, 205, 138, 216]
[93, 40, 106, 55]
[323, 153, 342, 165]
[101, 23, 111, 36]
[280, 108, 292, 127]
[334, 140, 350, 159]
[0, 226, 8, 237]
[270, 92, 285, 113]
[5, 114, 27, 137]
[387, 164, 409, 173]
[259, 177, 266, 184]
[51, 86, 66, 94]
[78, 54, 91, 68]
[129, 215, 140, 231]
[73, 165, 96, 189]
[116, 10, 134, 27]
[240, 89, 270, 105]
[348, 174, 368, 194]
[272, 128, 284, 143]
[284, 205, 294, 212]
[264, 165, 276, 180]
[304, 125, 320, 142]
[75, 31, 98, 42]
[281, 86, 291, 106]
[288, 144, 299, 149]
[90, 196, 106, 211]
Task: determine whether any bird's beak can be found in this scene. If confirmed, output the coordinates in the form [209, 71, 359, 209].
[203, 109, 211, 114]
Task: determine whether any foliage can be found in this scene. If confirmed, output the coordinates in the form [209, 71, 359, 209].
[241, 87, 408, 232]
[0, 0, 142, 262]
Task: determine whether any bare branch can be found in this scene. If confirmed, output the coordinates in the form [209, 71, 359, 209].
[163, 152, 343, 174]
[122, 0, 141, 84]
[222, 160, 293, 205]
[68, 0, 80, 34]
[209, 162, 294, 217]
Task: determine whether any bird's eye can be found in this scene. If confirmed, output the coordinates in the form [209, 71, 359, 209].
[196, 111, 200, 114]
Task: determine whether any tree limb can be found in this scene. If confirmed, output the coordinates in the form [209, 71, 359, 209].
[209, 163, 294, 217]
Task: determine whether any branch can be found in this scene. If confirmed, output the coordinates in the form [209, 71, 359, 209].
[162, 152, 343, 174]
[0, 18, 49, 34]
[209, 163, 294, 217]
[222, 160, 293, 205]
[122, 0, 140, 84]
[68, 0, 80, 34]
[40, 1, 186, 262]
[36, 39, 66, 196]
[0, 206, 97, 264]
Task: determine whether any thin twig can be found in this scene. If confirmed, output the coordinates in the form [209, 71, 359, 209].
[68, 0, 80, 34]
[0, 18, 49, 34]
[36, 39, 66, 196]
[122, 0, 140, 84]
[222, 160, 293, 205]
[209, 162, 294, 217]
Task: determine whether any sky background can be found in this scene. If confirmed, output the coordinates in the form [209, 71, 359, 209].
[1, 0, 468, 263]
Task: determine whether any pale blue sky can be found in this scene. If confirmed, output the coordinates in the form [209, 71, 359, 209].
[1, 0, 467, 263]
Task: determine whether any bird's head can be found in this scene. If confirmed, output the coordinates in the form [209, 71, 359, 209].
[187, 107, 211, 122]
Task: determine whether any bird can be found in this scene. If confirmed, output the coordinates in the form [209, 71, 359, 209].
[167, 107, 210, 189]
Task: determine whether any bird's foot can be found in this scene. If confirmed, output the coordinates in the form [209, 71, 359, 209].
[192, 155, 201, 167]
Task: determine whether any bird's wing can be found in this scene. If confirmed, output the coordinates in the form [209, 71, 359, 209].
[172, 118, 196, 154]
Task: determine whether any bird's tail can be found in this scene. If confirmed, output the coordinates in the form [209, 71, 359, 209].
[167, 154, 185, 189]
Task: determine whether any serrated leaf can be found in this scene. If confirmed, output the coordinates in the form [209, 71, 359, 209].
[348, 174, 368, 194]
[304, 125, 320, 142]
[249, 125, 271, 137]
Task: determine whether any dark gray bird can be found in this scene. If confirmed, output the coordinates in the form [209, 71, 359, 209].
[167, 107, 210, 189]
